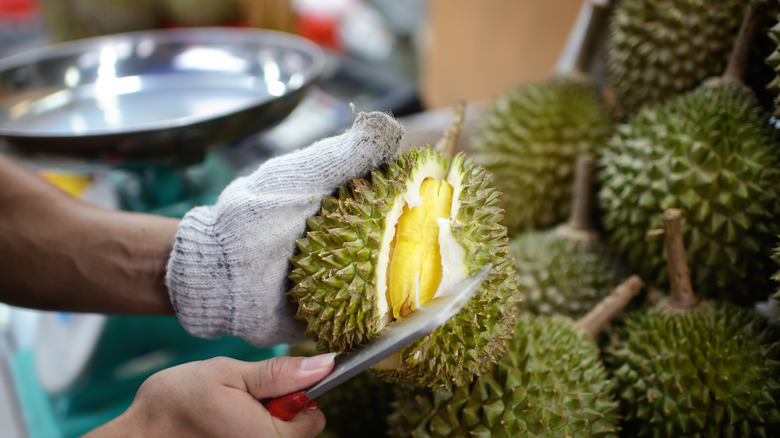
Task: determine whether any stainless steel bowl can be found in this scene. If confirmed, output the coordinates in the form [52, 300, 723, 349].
[0, 27, 325, 164]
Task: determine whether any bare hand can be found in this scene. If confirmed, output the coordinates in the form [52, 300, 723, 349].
[85, 354, 336, 438]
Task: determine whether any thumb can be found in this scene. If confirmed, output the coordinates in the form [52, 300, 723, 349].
[247, 353, 336, 400]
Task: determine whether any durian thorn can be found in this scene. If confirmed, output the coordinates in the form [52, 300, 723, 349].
[567, 153, 596, 231]
[555, 0, 612, 75]
[576, 275, 644, 338]
[722, 0, 769, 84]
[433, 99, 466, 159]
[661, 209, 699, 309]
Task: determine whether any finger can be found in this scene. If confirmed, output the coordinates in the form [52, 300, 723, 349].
[242, 354, 336, 400]
[265, 404, 327, 438]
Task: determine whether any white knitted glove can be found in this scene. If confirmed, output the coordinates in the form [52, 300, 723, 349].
[166, 111, 403, 347]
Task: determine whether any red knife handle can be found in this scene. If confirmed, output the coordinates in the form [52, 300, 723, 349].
[267, 391, 311, 421]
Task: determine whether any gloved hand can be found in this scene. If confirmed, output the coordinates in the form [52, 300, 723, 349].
[166, 111, 403, 347]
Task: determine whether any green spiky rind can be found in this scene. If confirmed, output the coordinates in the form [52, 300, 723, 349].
[289, 147, 444, 351]
[289, 147, 521, 389]
[509, 229, 631, 319]
[388, 314, 620, 438]
[605, 0, 744, 113]
[597, 82, 780, 304]
[468, 73, 614, 236]
[606, 300, 780, 437]
[375, 154, 521, 390]
[768, 14, 780, 117]
[288, 173, 401, 351]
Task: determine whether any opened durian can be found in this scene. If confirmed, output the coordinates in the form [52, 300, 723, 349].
[388, 276, 644, 438]
[605, 0, 746, 113]
[468, 2, 614, 236]
[511, 154, 631, 319]
[598, 2, 780, 304]
[606, 209, 780, 436]
[289, 102, 521, 389]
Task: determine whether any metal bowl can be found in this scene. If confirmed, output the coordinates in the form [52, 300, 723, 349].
[0, 27, 325, 164]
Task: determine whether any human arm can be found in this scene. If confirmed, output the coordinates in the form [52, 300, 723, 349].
[0, 153, 179, 315]
[0, 109, 403, 346]
[84, 353, 336, 438]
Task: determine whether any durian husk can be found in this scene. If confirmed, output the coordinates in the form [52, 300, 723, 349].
[510, 228, 631, 319]
[606, 300, 780, 436]
[467, 73, 614, 237]
[289, 147, 521, 389]
[597, 81, 780, 304]
[388, 313, 621, 438]
[605, 0, 745, 113]
[767, 13, 780, 117]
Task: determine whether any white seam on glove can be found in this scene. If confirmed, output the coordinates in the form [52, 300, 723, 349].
[166, 111, 404, 347]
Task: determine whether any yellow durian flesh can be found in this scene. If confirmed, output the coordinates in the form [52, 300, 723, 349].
[387, 178, 454, 319]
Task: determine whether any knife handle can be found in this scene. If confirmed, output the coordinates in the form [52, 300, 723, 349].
[266, 391, 312, 421]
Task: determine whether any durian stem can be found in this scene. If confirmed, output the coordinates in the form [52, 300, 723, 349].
[555, 0, 612, 74]
[576, 275, 643, 338]
[433, 99, 466, 159]
[722, 0, 768, 83]
[661, 209, 699, 308]
[567, 153, 596, 231]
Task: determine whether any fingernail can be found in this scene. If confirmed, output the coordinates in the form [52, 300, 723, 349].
[300, 353, 336, 371]
[306, 400, 318, 410]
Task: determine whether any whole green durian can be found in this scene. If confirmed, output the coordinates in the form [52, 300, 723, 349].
[468, 73, 614, 236]
[608, 301, 780, 437]
[289, 106, 521, 389]
[511, 228, 630, 319]
[511, 154, 631, 319]
[387, 314, 622, 438]
[606, 209, 780, 437]
[387, 277, 643, 438]
[597, 79, 780, 304]
[605, 0, 745, 113]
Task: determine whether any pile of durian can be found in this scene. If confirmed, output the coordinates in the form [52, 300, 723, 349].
[285, 0, 780, 436]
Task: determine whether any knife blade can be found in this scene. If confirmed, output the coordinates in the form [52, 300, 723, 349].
[266, 265, 491, 421]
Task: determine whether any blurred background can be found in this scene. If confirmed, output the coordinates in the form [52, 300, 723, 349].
[0, 1, 582, 437]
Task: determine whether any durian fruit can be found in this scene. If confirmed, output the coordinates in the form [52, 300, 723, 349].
[511, 153, 631, 319]
[767, 13, 780, 117]
[388, 276, 644, 438]
[605, 0, 746, 113]
[598, 1, 780, 304]
[606, 209, 780, 437]
[467, 1, 615, 236]
[289, 102, 521, 389]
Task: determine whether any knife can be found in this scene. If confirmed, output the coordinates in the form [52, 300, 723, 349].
[266, 265, 491, 421]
